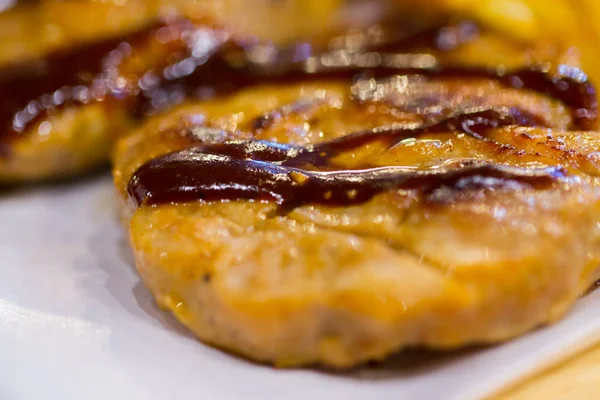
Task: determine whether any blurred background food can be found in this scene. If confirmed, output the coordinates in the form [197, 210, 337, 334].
[0, 0, 599, 183]
[1, 0, 599, 68]
[0, 0, 354, 67]
[0, 0, 430, 183]
[421, 0, 600, 86]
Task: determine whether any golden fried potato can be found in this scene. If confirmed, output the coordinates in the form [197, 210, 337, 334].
[420, 0, 600, 82]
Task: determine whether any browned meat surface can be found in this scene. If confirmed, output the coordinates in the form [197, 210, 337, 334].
[112, 28, 600, 366]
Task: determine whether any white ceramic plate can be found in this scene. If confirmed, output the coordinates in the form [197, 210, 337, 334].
[1, 175, 599, 400]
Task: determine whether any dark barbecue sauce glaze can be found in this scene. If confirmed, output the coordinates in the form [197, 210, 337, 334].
[122, 21, 593, 210]
[0, 18, 597, 146]
[144, 40, 598, 130]
[0, 20, 194, 144]
[128, 108, 566, 209]
[1, 18, 434, 143]
[0, 18, 591, 207]
[0, 36, 125, 136]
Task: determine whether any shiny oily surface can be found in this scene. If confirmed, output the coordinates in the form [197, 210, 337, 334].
[1, 16, 595, 146]
[0, 20, 228, 143]
[0, 8, 593, 184]
[0, 5, 422, 145]
[129, 108, 565, 209]
[122, 19, 597, 210]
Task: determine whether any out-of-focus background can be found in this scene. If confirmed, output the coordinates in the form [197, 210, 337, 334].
[2, 0, 600, 80]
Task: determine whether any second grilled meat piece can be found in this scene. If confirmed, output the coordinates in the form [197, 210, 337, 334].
[0, 0, 594, 184]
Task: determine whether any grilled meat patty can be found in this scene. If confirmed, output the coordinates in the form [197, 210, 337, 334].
[112, 25, 600, 367]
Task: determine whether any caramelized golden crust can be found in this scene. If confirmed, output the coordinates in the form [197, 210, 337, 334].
[113, 78, 600, 367]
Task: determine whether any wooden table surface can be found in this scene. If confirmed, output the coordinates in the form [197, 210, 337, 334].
[494, 343, 600, 399]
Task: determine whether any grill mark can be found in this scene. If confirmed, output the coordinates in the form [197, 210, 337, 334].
[250, 98, 325, 131]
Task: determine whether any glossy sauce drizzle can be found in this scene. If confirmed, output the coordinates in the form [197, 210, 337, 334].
[0, 18, 597, 146]
[128, 108, 566, 209]
[0, 20, 196, 143]
[0, 36, 126, 136]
